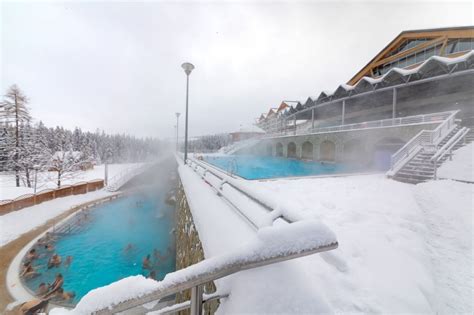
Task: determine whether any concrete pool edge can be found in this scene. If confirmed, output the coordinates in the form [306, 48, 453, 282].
[5, 193, 122, 309]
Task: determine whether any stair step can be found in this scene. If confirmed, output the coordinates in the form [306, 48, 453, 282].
[407, 161, 434, 167]
[398, 169, 434, 175]
[396, 173, 433, 179]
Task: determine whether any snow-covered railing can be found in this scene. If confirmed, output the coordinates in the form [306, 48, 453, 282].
[106, 164, 150, 192]
[388, 110, 459, 176]
[90, 221, 338, 315]
[187, 157, 309, 228]
[0, 179, 104, 215]
[431, 127, 470, 179]
[263, 111, 454, 138]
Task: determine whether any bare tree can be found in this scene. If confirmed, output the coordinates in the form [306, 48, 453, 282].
[49, 149, 84, 188]
[0, 85, 31, 187]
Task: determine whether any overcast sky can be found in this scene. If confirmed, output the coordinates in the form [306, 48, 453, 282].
[1, 1, 472, 139]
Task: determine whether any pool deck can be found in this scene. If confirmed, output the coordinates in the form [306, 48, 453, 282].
[0, 193, 120, 314]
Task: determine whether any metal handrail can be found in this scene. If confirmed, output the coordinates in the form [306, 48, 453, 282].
[187, 157, 294, 226]
[431, 127, 468, 162]
[388, 110, 459, 175]
[156, 293, 230, 314]
[432, 127, 469, 179]
[263, 110, 455, 138]
[94, 238, 338, 314]
[106, 163, 151, 192]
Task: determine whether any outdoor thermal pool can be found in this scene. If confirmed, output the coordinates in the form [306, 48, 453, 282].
[203, 155, 364, 179]
[21, 170, 176, 305]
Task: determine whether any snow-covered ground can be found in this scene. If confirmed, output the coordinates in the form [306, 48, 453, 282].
[54, 163, 473, 314]
[242, 175, 472, 313]
[0, 163, 141, 200]
[438, 142, 473, 182]
[0, 190, 113, 247]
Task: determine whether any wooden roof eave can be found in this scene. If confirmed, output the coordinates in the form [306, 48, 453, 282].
[348, 26, 474, 85]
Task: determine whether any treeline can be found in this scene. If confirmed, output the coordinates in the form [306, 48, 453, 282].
[0, 84, 165, 187]
[187, 134, 231, 153]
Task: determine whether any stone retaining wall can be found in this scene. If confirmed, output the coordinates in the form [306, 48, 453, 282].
[175, 179, 219, 315]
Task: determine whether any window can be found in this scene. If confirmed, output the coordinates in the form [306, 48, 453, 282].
[448, 38, 473, 54]
[387, 38, 431, 57]
[373, 42, 445, 77]
[415, 50, 425, 63]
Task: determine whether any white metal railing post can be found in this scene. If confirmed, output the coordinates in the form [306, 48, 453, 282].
[392, 87, 397, 120]
[341, 100, 345, 125]
[293, 116, 296, 135]
[190, 285, 203, 315]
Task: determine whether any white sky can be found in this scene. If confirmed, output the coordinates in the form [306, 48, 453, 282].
[1, 1, 472, 138]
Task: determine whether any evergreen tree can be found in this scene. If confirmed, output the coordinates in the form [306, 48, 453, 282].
[0, 85, 31, 186]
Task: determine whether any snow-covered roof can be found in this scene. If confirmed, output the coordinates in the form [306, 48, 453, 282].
[263, 50, 474, 118]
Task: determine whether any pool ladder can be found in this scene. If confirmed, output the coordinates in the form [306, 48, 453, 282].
[227, 158, 238, 176]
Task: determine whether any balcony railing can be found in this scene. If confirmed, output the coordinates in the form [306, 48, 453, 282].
[261, 111, 454, 138]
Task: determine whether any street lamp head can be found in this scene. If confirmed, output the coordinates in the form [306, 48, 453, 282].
[175, 112, 181, 118]
[181, 62, 195, 75]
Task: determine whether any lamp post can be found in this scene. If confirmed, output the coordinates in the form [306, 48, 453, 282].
[175, 112, 181, 152]
[181, 62, 194, 164]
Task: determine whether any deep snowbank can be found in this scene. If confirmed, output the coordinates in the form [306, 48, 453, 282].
[437, 142, 473, 182]
[248, 175, 472, 313]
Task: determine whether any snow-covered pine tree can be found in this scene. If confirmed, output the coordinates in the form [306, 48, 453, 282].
[0, 85, 31, 186]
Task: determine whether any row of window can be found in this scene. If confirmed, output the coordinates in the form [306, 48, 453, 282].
[387, 38, 431, 57]
[374, 38, 474, 77]
[446, 38, 474, 54]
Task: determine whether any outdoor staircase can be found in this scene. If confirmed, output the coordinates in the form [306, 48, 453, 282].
[392, 124, 471, 184]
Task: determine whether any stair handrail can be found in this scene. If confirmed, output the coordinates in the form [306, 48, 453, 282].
[388, 110, 459, 175]
[431, 127, 468, 162]
[431, 127, 470, 180]
[106, 159, 162, 191]
[93, 232, 338, 314]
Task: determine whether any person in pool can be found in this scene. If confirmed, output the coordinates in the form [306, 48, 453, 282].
[45, 243, 55, 252]
[48, 254, 62, 269]
[43, 274, 63, 298]
[26, 248, 39, 261]
[37, 232, 56, 246]
[147, 270, 157, 280]
[52, 288, 76, 302]
[142, 254, 152, 270]
[37, 283, 48, 296]
[19, 298, 49, 315]
[20, 262, 40, 279]
[124, 243, 134, 253]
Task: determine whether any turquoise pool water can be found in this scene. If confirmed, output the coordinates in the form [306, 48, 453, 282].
[23, 187, 175, 304]
[204, 155, 360, 179]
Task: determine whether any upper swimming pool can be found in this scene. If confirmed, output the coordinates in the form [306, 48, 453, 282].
[203, 155, 362, 179]
[22, 186, 175, 305]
